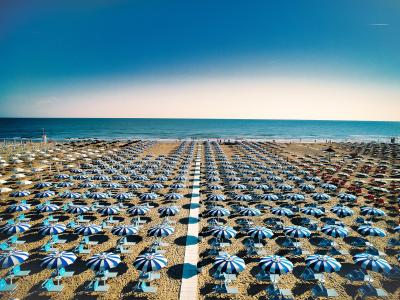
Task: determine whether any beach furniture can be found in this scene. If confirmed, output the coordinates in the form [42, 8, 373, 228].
[87, 278, 109, 292]
[74, 243, 90, 254]
[356, 284, 388, 299]
[118, 236, 136, 246]
[41, 243, 57, 252]
[10, 265, 30, 277]
[76, 215, 90, 224]
[8, 235, 25, 245]
[346, 269, 373, 283]
[83, 236, 98, 245]
[116, 244, 132, 254]
[139, 271, 160, 281]
[46, 215, 59, 223]
[0, 278, 16, 293]
[0, 242, 12, 251]
[311, 283, 338, 298]
[42, 278, 63, 292]
[266, 285, 294, 300]
[256, 269, 280, 282]
[17, 214, 30, 222]
[133, 280, 157, 293]
[51, 235, 67, 244]
[101, 221, 112, 230]
[56, 267, 74, 278]
[300, 267, 324, 281]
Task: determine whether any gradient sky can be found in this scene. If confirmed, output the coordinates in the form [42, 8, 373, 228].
[1, 0, 399, 120]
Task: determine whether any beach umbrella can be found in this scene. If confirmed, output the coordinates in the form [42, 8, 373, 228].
[230, 184, 247, 190]
[312, 193, 331, 201]
[10, 191, 30, 197]
[41, 251, 76, 269]
[39, 223, 67, 236]
[79, 182, 97, 188]
[35, 190, 56, 198]
[7, 203, 30, 213]
[208, 184, 223, 191]
[214, 254, 245, 274]
[54, 174, 70, 180]
[55, 182, 74, 188]
[127, 205, 150, 216]
[111, 225, 139, 236]
[165, 193, 183, 200]
[353, 253, 391, 273]
[321, 225, 349, 238]
[330, 205, 354, 217]
[134, 253, 167, 273]
[97, 206, 120, 216]
[338, 193, 357, 202]
[271, 207, 293, 217]
[300, 207, 324, 217]
[148, 183, 164, 190]
[258, 194, 279, 201]
[158, 206, 180, 217]
[37, 203, 59, 213]
[210, 226, 237, 240]
[233, 194, 252, 201]
[306, 255, 341, 273]
[240, 207, 261, 217]
[283, 226, 311, 238]
[360, 207, 386, 217]
[276, 184, 293, 192]
[59, 191, 82, 199]
[259, 255, 293, 274]
[87, 192, 109, 200]
[170, 183, 185, 190]
[206, 194, 226, 202]
[148, 224, 174, 238]
[0, 250, 29, 268]
[247, 226, 274, 241]
[207, 207, 230, 220]
[140, 192, 158, 201]
[286, 193, 305, 202]
[66, 205, 90, 214]
[357, 225, 386, 237]
[321, 183, 337, 192]
[1, 222, 31, 235]
[126, 183, 144, 189]
[299, 184, 316, 192]
[34, 182, 53, 189]
[87, 252, 121, 272]
[74, 224, 102, 236]
[114, 193, 133, 201]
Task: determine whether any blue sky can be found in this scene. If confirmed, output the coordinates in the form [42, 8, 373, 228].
[1, 0, 399, 119]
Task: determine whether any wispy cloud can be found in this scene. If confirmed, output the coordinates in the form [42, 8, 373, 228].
[369, 23, 389, 26]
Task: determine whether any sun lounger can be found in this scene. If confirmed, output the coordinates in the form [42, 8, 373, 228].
[0, 278, 16, 293]
[0, 242, 12, 251]
[67, 221, 77, 228]
[87, 279, 109, 292]
[52, 235, 67, 244]
[98, 270, 118, 279]
[8, 235, 25, 245]
[133, 281, 157, 293]
[17, 214, 30, 222]
[213, 281, 239, 294]
[300, 267, 324, 281]
[117, 244, 132, 254]
[41, 243, 57, 252]
[312, 283, 338, 298]
[357, 284, 388, 298]
[139, 272, 160, 281]
[346, 269, 373, 283]
[42, 278, 63, 292]
[10, 265, 30, 277]
[56, 267, 74, 278]
[101, 221, 112, 229]
[329, 247, 349, 256]
[256, 270, 280, 282]
[366, 246, 386, 256]
[74, 244, 90, 254]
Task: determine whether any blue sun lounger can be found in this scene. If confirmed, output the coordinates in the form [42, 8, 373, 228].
[134, 281, 157, 293]
[0, 278, 17, 293]
[10, 265, 30, 277]
[42, 278, 63, 292]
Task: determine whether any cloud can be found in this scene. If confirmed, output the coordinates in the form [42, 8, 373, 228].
[368, 23, 389, 26]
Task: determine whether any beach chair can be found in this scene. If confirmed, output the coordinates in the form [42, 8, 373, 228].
[10, 265, 30, 277]
[101, 221, 112, 230]
[328, 247, 349, 256]
[74, 243, 90, 254]
[87, 279, 109, 292]
[346, 269, 373, 283]
[384, 265, 400, 280]
[133, 280, 157, 293]
[300, 267, 324, 282]
[0, 278, 16, 293]
[52, 235, 67, 244]
[0, 242, 12, 251]
[356, 284, 388, 299]
[8, 235, 25, 245]
[57, 267, 74, 278]
[139, 271, 160, 281]
[116, 244, 132, 254]
[17, 214, 30, 222]
[67, 220, 77, 228]
[118, 236, 136, 246]
[42, 278, 63, 292]
[47, 215, 59, 223]
[41, 243, 57, 252]
[365, 246, 386, 257]
[213, 280, 238, 294]
[312, 283, 338, 298]
[6, 219, 15, 225]
[256, 269, 280, 282]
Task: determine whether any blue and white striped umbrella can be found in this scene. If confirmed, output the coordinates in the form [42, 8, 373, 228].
[39, 223, 67, 236]
[301, 207, 324, 217]
[170, 183, 185, 190]
[271, 207, 293, 217]
[126, 183, 144, 189]
[37, 203, 59, 213]
[54, 174, 70, 180]
[127, 206, 150, 216]
[312, 193, 331, 201]
[0, 250, 29, 268]
[1, 222, 31, 235]
[299, 184, 316, 192]
[111, 225, 139, 236]
[254, 184, 273, 191]
[357, 225, 386, 237]
[360, 207, 386, 217]
[59, 191, 82, 199]
[87, 192, 109, 200]
[140, 192, 158, 201]
[102, 182, 122, 189]
[35, 190, 56, 198]
[79, 182, 97, 188]
[276, 184, 293, 192]
[34, 182, 53, 189]
[321, 225, 349, 238]
[87, 252, 121, 271]
[208, 184, 223, 191]
[7, 203, 30, 212]
[321, 183, 337, 191]
[214, 254, 245, 274]
[338, 193, 357, 202]
[283, 226, 311, 238]
[165, 193, 183, 200]
[330, 205, 354, 217]
[353, 253, 391, 273]
[210, 226, 237, 240]
[158, 206, 180, 217]
[97, 206, 120, 216]
[55, 182, 74, 188]
[234, 194, 253, 201]
[148, 183, 164, 190]
[207, 194, 226, 201]
[230, 184, 247, 190]
[258, 194, 279, 201]
[247, 226, 274, 240]
[148, 224, 174, 238]
[134, 253, 167, 272]
[286, 193, 305, 202]
[259, 255, 293, 274]
[306, 255, 341, 273]
[75, 224, 102, 236]
[240, 207, 261, 217]
[66, 205, 90, 214]
[207, 207, 230, 217]
[41, 251, 76, 269]
[10, 191, 30, 197]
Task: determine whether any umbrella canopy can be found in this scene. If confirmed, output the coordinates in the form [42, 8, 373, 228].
[134, 253, 167, 272]
[10, 191, 30, 197]
[353, 253, 391, 273]
[240, 207, 261, 217]
[301, 207, 324, 217]
[247, 226, 274, 240]
[321, 225, 349, 238]
[59, 192, 82, 199]
[158, 206, 180, 217]
[214, 254, 245, 274]
[210, 226, 237, 240]
[0, 250, 29, 268]
[357, 225, 386, 237]
[35, 190, 56, 198]
[87, 252, 121, 271]
[87, 192, 109, 200]
[165, 193, 183, 200]
[34, 182, 53, 189]
[66, 205, 90, 214]
[338, 193, 357, 202]
[39, 223, 67, 236]
[140, 192, 158, 201]
[321, 183, 337, 191]
[37, 203, 59, 213]
[306, 255, 342, 273]
[330, 205, 354, 217]
[148, 224, 174, 238]
[207, 194, 226, 202]
[41, 251, 76, 269]
[259, 255, 293, 274]
[360, 207, 386, 217]
[1, 222, 31, 235]
[207, 207, 230, 218]
[271, 207, 293, 217]
[97, 206, 120, 216]
[286, 193, 305, 202]
[111, 225, 139, 236]
[258, 194, 279, 201]
[74, 224, 102, 236]
[127, 206, 150, 216]
[283, 226, 311, 238]
[7, 203, 30, 213]
[313, 193, 331, 201]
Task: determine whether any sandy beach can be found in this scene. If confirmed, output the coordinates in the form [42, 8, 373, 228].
[0, 140, 399, 300]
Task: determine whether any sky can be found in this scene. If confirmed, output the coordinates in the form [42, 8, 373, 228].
[0, 0, 399, 120]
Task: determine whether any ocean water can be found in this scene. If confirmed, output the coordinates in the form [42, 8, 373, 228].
[0, 118, 399, 141]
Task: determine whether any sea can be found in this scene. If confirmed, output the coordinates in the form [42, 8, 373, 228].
[0, 118, 399, 142]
